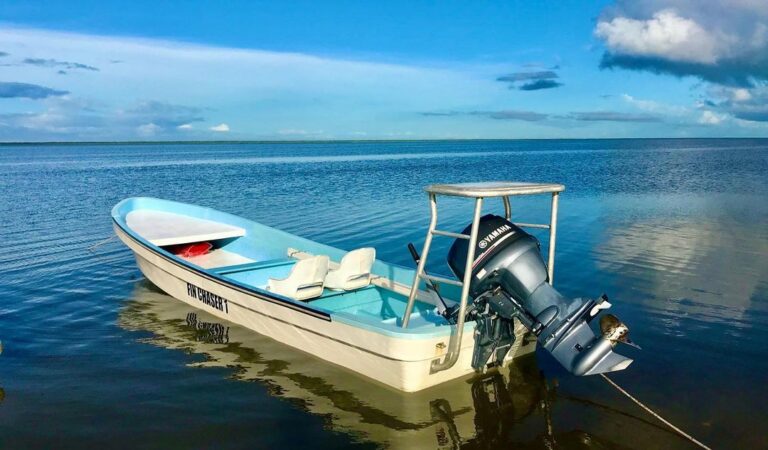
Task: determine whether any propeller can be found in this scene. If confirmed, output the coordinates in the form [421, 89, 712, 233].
[599, 314, 641, 349]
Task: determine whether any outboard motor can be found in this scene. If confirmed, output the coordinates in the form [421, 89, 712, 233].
[446, 214, 634, 376]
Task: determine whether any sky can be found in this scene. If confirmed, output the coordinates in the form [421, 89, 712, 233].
[1, 0, 768, 141]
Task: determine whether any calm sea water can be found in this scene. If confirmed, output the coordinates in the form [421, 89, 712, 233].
[0, 139, 766, 449]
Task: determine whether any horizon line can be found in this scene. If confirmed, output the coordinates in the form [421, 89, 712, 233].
[2, 136, 768, 146]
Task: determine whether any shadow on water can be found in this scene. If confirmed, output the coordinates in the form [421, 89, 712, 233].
[120, 281, 687, 450]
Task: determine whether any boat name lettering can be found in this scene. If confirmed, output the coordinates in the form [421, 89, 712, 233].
[186, 283, 229, 313]
[478, 224, 512, 249]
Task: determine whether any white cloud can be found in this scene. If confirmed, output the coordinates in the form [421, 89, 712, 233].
[0, 26, 500, 140]
[731, 88, 752, 102]
[0, 97, 211, 140]
[707, 85, 768, 122]
[277, 129, 306, 135]
[0, 27, 481, 108]
[137, 122, 161, 136]
[595, 1, 768, 86]
[596, 9, 727, 64]
[698, 110, 725, 125]
[276, 129, 328, 137]
[209, 123, 229, 132]
[621, 93, 688, 115]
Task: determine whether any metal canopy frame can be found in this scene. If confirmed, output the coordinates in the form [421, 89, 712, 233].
[401, 181, 565, 374]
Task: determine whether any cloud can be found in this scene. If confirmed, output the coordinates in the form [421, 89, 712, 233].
[731, 88, 751, 102]
[276, 128, 328, 137]
[0, 51, 8, 57]
[619, 91, 764, 125]
[277, 129, 309, 135]
[420, 111, 457, 117]
[0, 81, 69, 99]
[421, 110, 549, 121]
[22, 58, 99, 71]
[699, 110, 725, 124]
[519, 79, 563, 91]
[621, 93, 689, 115]
[477, 110, 548, 121]
[732, 110, 768, 121]
[497, 69, 563, 91]
[596, 9, 723, 65]
[497, 71, 558, 83]
[569, 111, 663, 122]
[210, 123, 230, 132]
[0, 26, 502, 140]
[0, 97, 217, 140]
[137, 123, 161, 136]
[599, 53, 757, 87]
[426, 108, 674, 124]
[595, 1, 768, 86]
[122, 101, 205, 128]
[704, 86, 768, 121]
[0, 97, 106, 139]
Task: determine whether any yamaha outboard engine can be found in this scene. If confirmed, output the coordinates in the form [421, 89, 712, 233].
[446, 214, 634, 376]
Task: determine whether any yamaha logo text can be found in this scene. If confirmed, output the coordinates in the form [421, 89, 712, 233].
[478, 224, 512, 250]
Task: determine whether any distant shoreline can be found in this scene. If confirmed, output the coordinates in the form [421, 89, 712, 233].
[2, 137, 767, 146]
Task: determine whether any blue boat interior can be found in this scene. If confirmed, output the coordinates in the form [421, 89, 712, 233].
[113, 197, 468, 337]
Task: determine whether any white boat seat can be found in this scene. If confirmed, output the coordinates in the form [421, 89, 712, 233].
[267, 255, 329, 301]
[324, 248, 376, 291]
[287, 247, 442, 302]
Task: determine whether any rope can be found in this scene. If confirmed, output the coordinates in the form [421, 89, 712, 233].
[601, 374, 712, 450]
[87, 235, 130, 269]
[87, 235, 117, 252]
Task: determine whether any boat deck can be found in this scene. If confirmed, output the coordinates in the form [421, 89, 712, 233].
[212, 257, 446, 330]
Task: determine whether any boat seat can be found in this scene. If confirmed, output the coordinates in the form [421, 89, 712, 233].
[324, 248, 376, 291]
[266, 255, 329, 301]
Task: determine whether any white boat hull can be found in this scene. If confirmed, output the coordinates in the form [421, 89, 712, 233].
[116, 224, 535, 392]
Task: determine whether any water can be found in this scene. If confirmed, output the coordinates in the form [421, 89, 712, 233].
[1, 139, 766, 449]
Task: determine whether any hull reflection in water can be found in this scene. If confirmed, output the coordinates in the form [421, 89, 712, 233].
[119, 282, 666, 449]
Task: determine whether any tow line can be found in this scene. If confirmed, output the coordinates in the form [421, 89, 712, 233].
[601, 374, 712, 450]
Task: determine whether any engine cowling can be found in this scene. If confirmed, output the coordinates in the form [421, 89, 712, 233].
[447, 214, 633, 376]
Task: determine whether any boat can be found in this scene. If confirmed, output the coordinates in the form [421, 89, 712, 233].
[113, 181, 634, 392]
